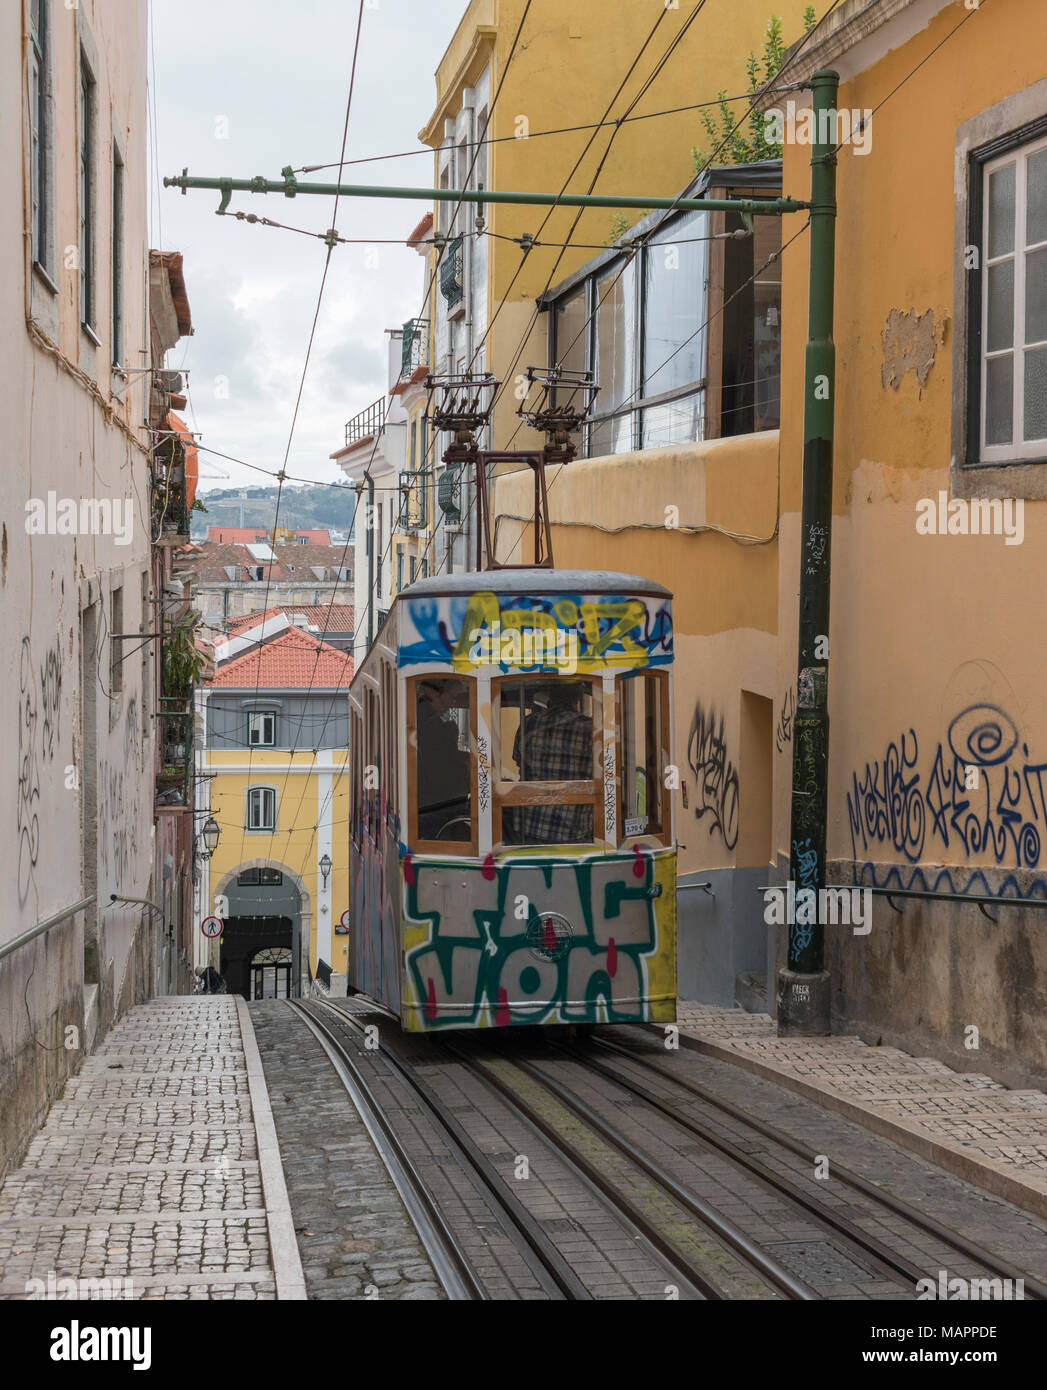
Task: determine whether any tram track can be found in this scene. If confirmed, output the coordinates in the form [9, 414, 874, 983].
[587, 1030, 1047, 1301]
[293, 997, 1047, 1301]
[289, 998, 584, 1300]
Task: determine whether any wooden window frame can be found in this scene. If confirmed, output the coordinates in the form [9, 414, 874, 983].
[246, 785, 277, 833]
[406, 674, 478, 857]
[617, 670, 671, 848]
[490, 674, 604, 849]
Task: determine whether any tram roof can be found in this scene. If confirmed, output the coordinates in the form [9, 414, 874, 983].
[399, 569, 671, 600]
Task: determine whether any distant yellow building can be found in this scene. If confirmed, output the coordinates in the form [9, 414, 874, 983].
[194, 614, 352, 997]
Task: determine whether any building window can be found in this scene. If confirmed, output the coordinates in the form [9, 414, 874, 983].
[248, 711, 277, 747]
[548, 186, 781, 456]
[78, 48, 97, 332]
[111, 145, 124, 366]
[29, 0, 54, 278]
[396, 544, 405, 593]
[409, 554, 417, 585]
[247, 786, 277, 831]
[237, 867, 283, 886]
[376, 501, 383, 600]
[972, 130, 1047, 464]
[419, 557, 428, 579]
[109, 584, 123, 695]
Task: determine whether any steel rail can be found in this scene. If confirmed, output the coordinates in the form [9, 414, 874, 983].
[287, 1000, 482, 1301]
[606, 1032, 1047, 1300]
[476, 1044, 817, 1300]
[309, 999, 587, 1299]
[438, 1037, 720, 1302]
[572, 1039, 930, 1293]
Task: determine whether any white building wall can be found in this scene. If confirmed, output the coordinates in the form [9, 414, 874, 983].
[0, 0, 154, 1173]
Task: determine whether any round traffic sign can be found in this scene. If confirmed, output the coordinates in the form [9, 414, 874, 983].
[340, 909, 352, 930]
[201, 916, 224, 939]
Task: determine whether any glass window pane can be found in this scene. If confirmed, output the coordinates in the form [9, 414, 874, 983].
[594, 258, 637, 412]
[641, 392, 703, 448]
[1025, 244, 1047, 343]
[988, 163, 1016, 259]
[987, 260, 1014, 352]
[552, 285, 588, 375]
[500, 680, 595, 847]
[985, 353, 1014, 445]
[415, 678, 471, 841]
[1024, 347, 1047, 441]
[621, 675, 662, 836]
[1027, 147, 1047, 247]
[643, 211, 707, 397]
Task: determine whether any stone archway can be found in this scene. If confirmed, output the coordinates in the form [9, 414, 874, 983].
[214, 858, 312, 997]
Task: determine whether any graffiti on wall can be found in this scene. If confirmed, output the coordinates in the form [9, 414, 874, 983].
[401, 847, 676, 1029]
[776, 687, 795, 753]
[99, 697, 144, 885]
[17, 635, 65, 904]
[847, 703, 1047, 895]
[687, 704, 739, 850]
[397, 589, 673, 673]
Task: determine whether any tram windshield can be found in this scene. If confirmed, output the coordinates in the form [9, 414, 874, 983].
[414, 677, 472, 842]
[500, 679, 596, 845]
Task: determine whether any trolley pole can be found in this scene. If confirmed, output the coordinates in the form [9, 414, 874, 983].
[777, 70, 839, 1036]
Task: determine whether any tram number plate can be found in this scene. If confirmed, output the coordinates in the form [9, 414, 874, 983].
[624, 817, 647, 837]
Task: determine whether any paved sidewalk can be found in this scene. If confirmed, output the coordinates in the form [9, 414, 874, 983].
[0, 996, 305, 1301]
[676, 1004, 1047, 1219]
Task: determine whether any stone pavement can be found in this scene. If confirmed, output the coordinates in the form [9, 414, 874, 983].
[0, 997, 305, 1301]
[676, 1004, 1047, 1219]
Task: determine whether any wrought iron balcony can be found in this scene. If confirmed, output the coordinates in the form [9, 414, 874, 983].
[344, 396, 385, 448]
[439, 235, 464, 308]
[156, 704, 193, 807]
[400, 318, 429, 379]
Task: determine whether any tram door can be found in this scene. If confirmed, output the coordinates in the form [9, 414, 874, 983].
[251, 948, 292, 999]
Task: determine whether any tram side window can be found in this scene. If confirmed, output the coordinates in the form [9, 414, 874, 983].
[411, 677, 473, 846]
[497, 679, 597, 846]
[620, 671, 668, 842]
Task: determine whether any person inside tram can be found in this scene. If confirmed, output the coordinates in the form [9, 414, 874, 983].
[416, 678, 471, 840]
[511, 681, 594, 845]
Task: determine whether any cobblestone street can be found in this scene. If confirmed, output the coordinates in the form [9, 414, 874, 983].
[0, 998, 303, 1301]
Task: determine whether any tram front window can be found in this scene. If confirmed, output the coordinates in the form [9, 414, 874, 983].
[501, 680, 595, 845]
[415, 677, 471, 842]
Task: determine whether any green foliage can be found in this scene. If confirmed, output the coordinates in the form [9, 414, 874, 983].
[190, 496, 208, 513]
[604, 212, 632, 246]
[162, 625, 204, 705]
[692, 8, 819, 170]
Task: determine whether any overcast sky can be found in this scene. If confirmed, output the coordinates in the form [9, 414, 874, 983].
[150, 0, 465, 495]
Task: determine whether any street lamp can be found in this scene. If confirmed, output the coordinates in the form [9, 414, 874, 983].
[319, 853, 332, 889]
[200, 816, 221, 859]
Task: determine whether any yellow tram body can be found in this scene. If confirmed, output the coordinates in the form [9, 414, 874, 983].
[347, 570, 677, 1031]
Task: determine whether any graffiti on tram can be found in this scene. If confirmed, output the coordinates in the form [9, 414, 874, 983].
[397, 589, 672, 673]
[398, 848, 677, 1029]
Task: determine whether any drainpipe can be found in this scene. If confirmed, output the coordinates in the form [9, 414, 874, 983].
[777, 70, 839, 1037]
[365, 473, 375, 649]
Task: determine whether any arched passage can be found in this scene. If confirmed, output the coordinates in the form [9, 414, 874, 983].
[214, 859, 312, 999]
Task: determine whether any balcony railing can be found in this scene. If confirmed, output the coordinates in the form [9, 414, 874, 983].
[401, 318, 429, 379]
[439, 235, 464, 308]
[156, 704, 193, 807]
[344, 396, 385, 448]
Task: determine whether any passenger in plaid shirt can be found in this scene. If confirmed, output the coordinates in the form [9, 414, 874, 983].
[511, 683, 594, 844]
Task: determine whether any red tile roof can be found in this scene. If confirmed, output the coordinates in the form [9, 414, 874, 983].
[407, 211, 433, 247]
[224, 603, 355, 635]
[209, 627, 354, 689]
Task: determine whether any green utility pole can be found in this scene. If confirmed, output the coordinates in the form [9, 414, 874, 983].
[778, 69, 839, 1036]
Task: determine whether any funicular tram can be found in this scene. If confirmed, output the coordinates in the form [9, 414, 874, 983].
[345, 369, 678, 1032]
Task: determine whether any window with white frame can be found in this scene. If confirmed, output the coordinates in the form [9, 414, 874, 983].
[248, 711, 276, 747]
[247, 786, 276, 831]
[977, 132, 1047, 463]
